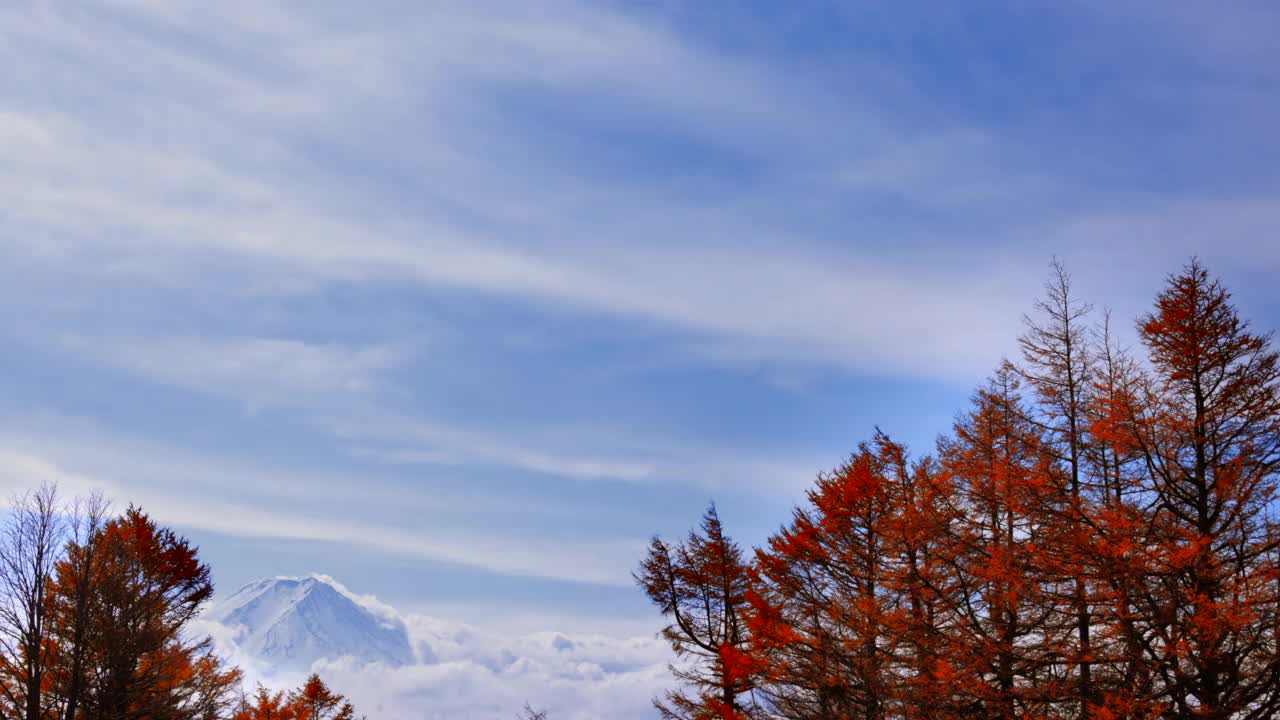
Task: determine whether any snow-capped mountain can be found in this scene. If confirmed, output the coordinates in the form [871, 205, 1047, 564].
[205, 575, 415, 669]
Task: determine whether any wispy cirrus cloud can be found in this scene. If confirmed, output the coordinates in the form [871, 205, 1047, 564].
[85, 336, 405, 399]
[7, 0, 1277, 383]
[0, 0, 1090, 381]
[48, 333, 701, 485]
[0, 437, 644, 587]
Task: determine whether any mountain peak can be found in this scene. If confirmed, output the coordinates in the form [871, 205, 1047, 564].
[207, 574, 414, 669]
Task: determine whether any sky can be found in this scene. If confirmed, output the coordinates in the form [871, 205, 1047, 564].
[3, 0, 1280, 649]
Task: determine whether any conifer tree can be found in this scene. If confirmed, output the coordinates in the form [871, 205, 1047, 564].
[1125, 260, 1280, 719]
[636, 506, 759, 720]
[1017, 259, 1099, 716]
[937, 366, 1062, 719]
[749, 436, 908, 720]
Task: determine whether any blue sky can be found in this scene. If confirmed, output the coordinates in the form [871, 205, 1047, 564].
[2, 1, 1280, 634]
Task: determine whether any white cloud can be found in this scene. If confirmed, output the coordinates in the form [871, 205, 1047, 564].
[87, 336, 404, 400]
[362, 445, 657, 484]
[299, 651, 671, 720]
[0, 446, 124, 501]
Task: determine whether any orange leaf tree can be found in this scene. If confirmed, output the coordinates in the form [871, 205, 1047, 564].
[635, 505, 761, 720]
[1121, 261, 1280, 719]
[46, 506, 239, 720]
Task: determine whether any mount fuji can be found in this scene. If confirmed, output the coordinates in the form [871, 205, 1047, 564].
[204, 575, 415, 670]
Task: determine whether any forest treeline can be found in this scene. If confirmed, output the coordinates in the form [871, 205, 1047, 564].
[0, 487, 362, 720]
[638, 260, 1280, 720]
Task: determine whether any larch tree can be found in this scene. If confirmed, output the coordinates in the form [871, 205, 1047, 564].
[749, 435, 922, 720]
[0, 484, 361, 720]
[232, 688, 292, 720]
[1016, 258, 1100, 716]
[936, 365, 1062, 719]
[635, 505, 759, 720]
[874, 444, 959, 719]
[287, 674, 357, 720]
[232, 676, 360, 720]
[1080, 310, 1163, 717]
[1125, 260, 1280, 719]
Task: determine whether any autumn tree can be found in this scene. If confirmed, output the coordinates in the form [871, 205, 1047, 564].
[0, 483, 64, 720]
[233, 676, 359, 720]
[1073, 311, 1165, 717]
[872, 443, 959, 718]
[45, 492, 108, 720]
[748, 436, 906, 720]
[1123, 260, 1280, 719]
[288, 675, 356, 720]
[48, 505, 235, 720]
[0, 487, 362, 720]
[636, 505, 760, 720]
[1016, 258, 1100, 716]
[231, 688, 292, 720]
[935, 366, 1063, 720]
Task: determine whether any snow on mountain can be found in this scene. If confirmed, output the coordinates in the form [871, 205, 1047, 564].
[204, 574, 415, 669]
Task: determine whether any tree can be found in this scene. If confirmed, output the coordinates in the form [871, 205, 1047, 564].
[1016, 258, 1099, 716]
[0, 486, 363, 720]
[636, 505, 759, 720]
[288, 675, 356, 720]
[936, 366, 1062, 720]
[1079, 311, 1162, 716]
[231, 688, 292, 720]
[45, 492, 108, 720]
[143, 641, 242, 720]
[749, 436, 904, 720]
[873, 443, 959, 719]
[517, 702, 549, 720]
[0, 483, 64, 720]
[49, 505, 224, 720]
[1124, 260, 1280, 719]
[233, 676, 360, 720]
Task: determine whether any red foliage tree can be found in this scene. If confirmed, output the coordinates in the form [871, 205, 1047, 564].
[1122, 261, 1280, 718]
[935, 366, 1065, 719]
[1017, 258, 1101, 716]
[635, 506, 760, 719]
[47, 506, 239, 720]
[749, 435, 902, 720]
[233, 675, 359, 720]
